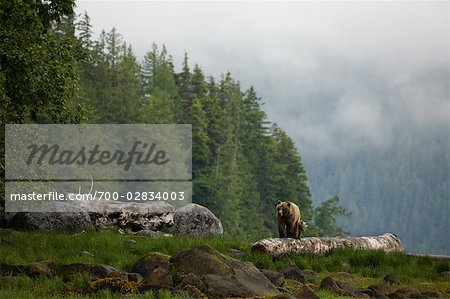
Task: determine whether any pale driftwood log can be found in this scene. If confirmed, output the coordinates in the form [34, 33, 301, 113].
[251, 233, 404, 257]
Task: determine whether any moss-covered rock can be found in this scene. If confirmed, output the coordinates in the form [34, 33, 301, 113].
[130, 252, 171, 278]
[170, 244, 280, 297]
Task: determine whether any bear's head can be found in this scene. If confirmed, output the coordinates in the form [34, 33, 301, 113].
[299, 220, 309, 231]
[276, 200, 291, 218]
[299, 220, 309, 237]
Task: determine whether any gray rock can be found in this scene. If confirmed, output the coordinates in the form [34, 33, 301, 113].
[261, 269, 285, 287]
[0, 261, 56, 277]
[279, 265, 306, 283]
[177, 272, 204, 290]
[57, 263, 119, 279]
[320, 276, 369, 298]
[294, 285, 320, 299]
[9, 212, 93, 232]
[384, 274, 401, 285]
[170, 245, 280, 297]
[203, 274, 252, 298]
[171, 203, 223, 236]
[368, 283, 392, 298]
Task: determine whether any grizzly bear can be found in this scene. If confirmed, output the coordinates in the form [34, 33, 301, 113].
[276, 200, 302, 239]
[298, 220, 309, 238]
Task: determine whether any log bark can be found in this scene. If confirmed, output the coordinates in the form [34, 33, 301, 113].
[251, 233, 404, 257]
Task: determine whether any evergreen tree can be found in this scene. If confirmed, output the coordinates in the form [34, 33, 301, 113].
[314, 196, 351, 236]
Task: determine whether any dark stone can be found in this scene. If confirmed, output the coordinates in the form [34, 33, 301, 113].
[369, 283, 393, 297]
[359, 288, 375, 297]
[271, 294, 297, 299]
[170, 244, 280, 296]
[130, 252, 171, 278]
[294, 285, 320, 299]
[299, 269, 319, 283]
[388, 292, 408, 299]
[138, 284, 175, 293]
[142, 267, 173, 287]
[127, 272, 143, 283]
[262, 269, 285, 287]
[228, 248, 248, 258]
[279, 265, 306, 283]
[384, 274, 401, 285]
[106, 270, 129, 280]
[0, 264, 26, 276]
[9, 212, 93, 232]
[320, 276, 369, 298]
[388, 288, 423, 299]
[24, 261, 56, 277]
[177, 272, 204, 290]
[320, 276, 340, 293]
[276, 287, 293, 295]
[57, 263, 119, 279]
[203, 274, 252, 298]
[419, 289, 441, 298]
[0, 261, 55, 278]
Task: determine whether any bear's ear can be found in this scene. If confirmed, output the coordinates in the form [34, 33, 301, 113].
[277, 200, 282, 205]
[287, 202, 291, 207]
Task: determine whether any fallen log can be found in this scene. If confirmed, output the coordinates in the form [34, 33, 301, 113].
[251, 233, 404, 257]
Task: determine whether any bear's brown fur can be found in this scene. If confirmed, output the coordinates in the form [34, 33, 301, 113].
[276, 200, 302, 238]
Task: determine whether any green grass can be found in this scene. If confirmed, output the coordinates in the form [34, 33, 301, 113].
[0, 230, 449, 298]
[0, 229, 251, 270]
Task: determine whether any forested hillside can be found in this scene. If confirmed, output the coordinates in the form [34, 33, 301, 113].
[1, 4, 348, 240]
[305, 123, 449, 255]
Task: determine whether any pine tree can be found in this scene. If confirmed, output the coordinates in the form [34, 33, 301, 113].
[178, 52, 192, 120]
[76, 11, 93, 51]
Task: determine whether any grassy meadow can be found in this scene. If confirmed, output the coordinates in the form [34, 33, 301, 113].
[0, 230, 449, 298]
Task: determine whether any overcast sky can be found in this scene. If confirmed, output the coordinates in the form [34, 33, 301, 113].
[75, 1, 449, 157]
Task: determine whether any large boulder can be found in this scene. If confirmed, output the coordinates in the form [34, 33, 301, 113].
[170, 245, 280, 297]
[8, 211, 93, 232]
[171, 203, 223, 236]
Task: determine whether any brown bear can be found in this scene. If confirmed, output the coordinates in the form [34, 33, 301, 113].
[298, 220, 309, 238]
[276, 200, 303, 239]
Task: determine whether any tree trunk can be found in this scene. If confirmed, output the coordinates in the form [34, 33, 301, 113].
[251, 233, 404, 257]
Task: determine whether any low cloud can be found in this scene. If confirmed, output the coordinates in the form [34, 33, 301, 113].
[76, 1, 449, 157]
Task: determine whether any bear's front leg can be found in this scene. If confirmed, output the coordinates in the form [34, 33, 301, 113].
[286, 223, 295, 238]
[278, 224, 287, 238]
[294, 222, 300, 239]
